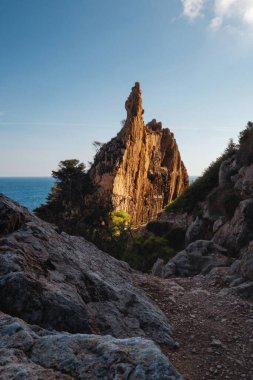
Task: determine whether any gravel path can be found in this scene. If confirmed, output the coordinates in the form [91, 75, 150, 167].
[135, 273, 253, 380]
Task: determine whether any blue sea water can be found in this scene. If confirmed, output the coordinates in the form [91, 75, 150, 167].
[0, 177, 55, 212]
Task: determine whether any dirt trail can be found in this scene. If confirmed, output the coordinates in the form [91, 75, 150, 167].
[135, 273, 253, 380]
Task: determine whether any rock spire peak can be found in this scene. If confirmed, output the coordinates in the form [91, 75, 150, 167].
[125, 82, 143, 119]
[88, 83, 189, 225]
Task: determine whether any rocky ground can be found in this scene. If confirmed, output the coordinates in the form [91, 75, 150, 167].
[1, 193, 253, 379]
[135, 273, 253, 380]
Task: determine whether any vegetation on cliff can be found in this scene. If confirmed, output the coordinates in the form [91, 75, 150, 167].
[165, 139, 238, 215]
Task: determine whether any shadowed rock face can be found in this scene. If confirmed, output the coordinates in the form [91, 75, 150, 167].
[0, 195, 32, 237]
[88, 82, 188, 226]
[0, 194, 176, 347]
[153, 240, 229, 278]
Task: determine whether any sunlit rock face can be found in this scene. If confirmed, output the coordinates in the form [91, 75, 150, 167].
[89, 82, 188, 226]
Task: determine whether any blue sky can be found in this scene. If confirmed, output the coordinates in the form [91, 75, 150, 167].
[0, 0, 253, 176]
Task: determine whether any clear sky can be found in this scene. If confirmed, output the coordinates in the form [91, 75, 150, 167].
[0, 0, 253, 176]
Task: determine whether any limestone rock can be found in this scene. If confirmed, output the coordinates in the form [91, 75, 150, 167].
[152, 258, 165, 277]
[219, 281, 253, 298]
[240, 241, 253, 281]
[185, 216, 204, 244]
[212, 216, 226, 233]
[219, 159, 232, 187]
[0, 193, 32, 236]
[88, 83, 188, 226]
[234, 164, 253, 199]
[213, 199, 253, 254]
[229, 259, 241, 275]
[0, 311, 182, 380]
[161, 240, 229, 278]
[0, 194, 176, 347]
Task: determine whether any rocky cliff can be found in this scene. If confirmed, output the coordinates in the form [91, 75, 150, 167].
[88, 82, 188, 226]
[151, 122, 253, 299]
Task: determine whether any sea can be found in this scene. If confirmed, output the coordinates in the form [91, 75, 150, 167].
[0, 177, 55, 212]
[0, 176, 198, 212]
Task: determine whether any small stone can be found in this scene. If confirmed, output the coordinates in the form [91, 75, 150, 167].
[211, 339, 222, 347]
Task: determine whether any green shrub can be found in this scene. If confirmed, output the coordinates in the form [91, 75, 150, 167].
[146, 221, 172, 236]
[146, 221, 186, 250]
[239, 121, 253, 145]
[165, 136, 241, 215]
[110, 210, 131, 235]
[237, 121, 253, 166]
[165, 155, 224, 214]
[123, 235, 175, 272]
[164, 227, 186, 250]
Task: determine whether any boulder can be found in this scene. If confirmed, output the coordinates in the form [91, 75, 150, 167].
[234, 164, 253, 199]
[0, 194, 176, 347]
[219, 281, 253, 299]
[213, 199, 253, 254]
[0, 311, 182, 380]
[162, 240, 228, 278]
[185, 216, 204, 244]
[0, 194, 32, 236]
[213, 216, 226, 233]
[240, 241, 253, 281]
[229, 259, 241, 275]
[152, 258, 165, 277]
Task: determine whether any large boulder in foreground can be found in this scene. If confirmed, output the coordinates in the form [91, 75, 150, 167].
[0, 194, 175, 347]
[0, 311, 182, 380]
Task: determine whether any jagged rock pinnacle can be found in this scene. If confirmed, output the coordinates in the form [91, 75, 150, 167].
[88, 83, 189, 226]
[125, 82, 143, 119]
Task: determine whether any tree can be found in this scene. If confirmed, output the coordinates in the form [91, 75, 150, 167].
[48, 159, 89, 207]
[237, 121, 253, 165]
[92, 141, 104, 153]
[225, 138, 237, 155]
[239, 121, 253, 145]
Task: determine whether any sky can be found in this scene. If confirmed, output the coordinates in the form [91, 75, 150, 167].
[0, 0, 253, 176]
